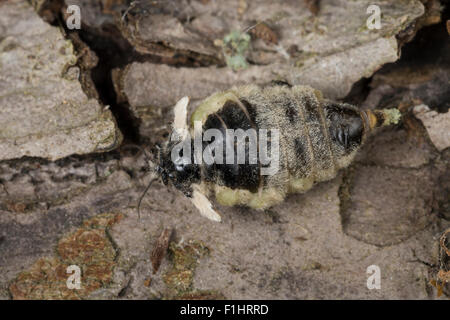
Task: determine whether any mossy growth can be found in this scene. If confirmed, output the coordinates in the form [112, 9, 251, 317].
[163, 239, 221, 298]
[169, 240, 209, 271]
[9, 213, 122, 300]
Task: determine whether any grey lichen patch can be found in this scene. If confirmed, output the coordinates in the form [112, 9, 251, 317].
[339, 164, 434, 247]
[414, 105, 450, 152]
[355, 128, 437, 168]
[0, 0, 122, 161]
[0, 155, 131, 214]
[291, 37, 400, 100]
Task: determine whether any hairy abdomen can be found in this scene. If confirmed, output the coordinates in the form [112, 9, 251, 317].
[191, 84, 359, 209]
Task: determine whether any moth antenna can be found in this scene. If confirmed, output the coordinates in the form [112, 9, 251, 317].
[137, 176, 157, 220]
[242, 20, 264, 34]
[137, 146, 160, 219]
[242, 16, 279, 35]
[121, 144, 159, 219]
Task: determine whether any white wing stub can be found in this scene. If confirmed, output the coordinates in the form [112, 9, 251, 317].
[172, 96, 189, 139]
[191, 185, 222, 222]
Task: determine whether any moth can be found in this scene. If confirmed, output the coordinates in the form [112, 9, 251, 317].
[142, 82, 401, 222]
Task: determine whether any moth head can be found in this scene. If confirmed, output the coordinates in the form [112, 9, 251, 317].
[157, 97, 200, 196]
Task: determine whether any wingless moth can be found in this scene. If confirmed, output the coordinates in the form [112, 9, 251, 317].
[143, 82, 401, 222]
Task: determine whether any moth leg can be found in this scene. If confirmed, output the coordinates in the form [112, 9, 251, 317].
[191, 186, 222, 222]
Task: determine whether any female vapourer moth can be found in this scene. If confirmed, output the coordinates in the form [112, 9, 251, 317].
[144, 82, 401, 222]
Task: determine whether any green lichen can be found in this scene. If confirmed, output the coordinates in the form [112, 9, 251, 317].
[222, 31, 251, 71]
[381, 108, 402, 125]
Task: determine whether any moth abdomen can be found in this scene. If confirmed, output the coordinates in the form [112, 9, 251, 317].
[201, 99, 261, 193]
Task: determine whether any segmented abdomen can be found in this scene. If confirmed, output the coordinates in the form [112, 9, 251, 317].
[198, 84, 340, 194]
